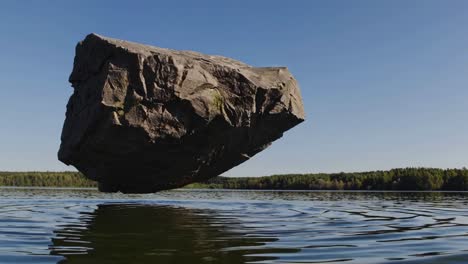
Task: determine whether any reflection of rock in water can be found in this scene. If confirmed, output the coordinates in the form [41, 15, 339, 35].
[50, 204, 291, 264]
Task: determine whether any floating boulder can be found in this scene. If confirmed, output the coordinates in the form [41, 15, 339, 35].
[58, 34, 305, 193]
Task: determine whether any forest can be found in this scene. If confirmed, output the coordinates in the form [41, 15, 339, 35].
[1, 168, 468, 190]
[186, 168, 468, 191]
[0, 171, 97, 187]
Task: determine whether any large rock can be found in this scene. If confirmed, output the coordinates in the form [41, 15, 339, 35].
[58, 33, 305, 193]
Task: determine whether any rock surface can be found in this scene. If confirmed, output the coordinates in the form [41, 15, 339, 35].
[58, 33, 305, 193]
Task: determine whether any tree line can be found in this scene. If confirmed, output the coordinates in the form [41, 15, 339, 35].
[186, 168, 468, 191]
[2, 168, 468, 190]
[0, 171, 97, 187]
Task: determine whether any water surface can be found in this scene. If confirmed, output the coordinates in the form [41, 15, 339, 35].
[1, 188, 468, 263]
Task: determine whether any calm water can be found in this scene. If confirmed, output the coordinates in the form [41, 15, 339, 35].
[1, 189, 468, 263]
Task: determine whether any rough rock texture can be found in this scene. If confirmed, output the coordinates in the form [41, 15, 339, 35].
[58, 33, 305, 193]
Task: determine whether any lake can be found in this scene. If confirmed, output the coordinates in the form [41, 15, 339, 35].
[1, 188, 468, 264]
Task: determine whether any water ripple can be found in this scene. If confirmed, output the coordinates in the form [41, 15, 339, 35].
[0, 189, 468, 263]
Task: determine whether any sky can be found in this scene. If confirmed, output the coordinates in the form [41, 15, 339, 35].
[0, 0, 467, 176]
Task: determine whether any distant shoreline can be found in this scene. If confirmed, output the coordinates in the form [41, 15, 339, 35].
[1, 168, 467, 191]
[1, 186, 468, 193]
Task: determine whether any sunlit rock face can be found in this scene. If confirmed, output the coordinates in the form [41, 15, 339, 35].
[58, 33, 305, 193]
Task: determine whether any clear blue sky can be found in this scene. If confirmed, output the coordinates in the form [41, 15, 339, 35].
[1, 0, 467, 176]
